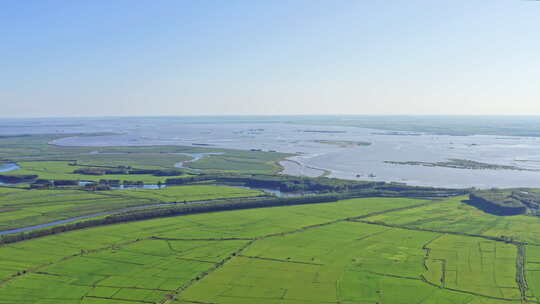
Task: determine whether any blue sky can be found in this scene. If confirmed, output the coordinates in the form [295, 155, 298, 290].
[1, 1, 539, 117]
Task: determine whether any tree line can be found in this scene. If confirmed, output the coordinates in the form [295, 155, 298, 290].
[0, 185, 466, 245]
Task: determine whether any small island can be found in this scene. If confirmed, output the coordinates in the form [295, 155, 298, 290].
[384, 158, 536, 171]
[302, 130, 347, 134]
[313, 140, 371, 148]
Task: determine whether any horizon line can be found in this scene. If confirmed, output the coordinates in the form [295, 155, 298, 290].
[3, 114, 540, 120]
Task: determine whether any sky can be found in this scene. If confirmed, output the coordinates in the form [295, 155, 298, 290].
[1, 0, 539, 118]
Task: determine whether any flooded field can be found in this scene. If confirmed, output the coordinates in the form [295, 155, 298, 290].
[4, 117, 540, 188]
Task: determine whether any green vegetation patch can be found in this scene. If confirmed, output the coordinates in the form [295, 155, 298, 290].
[186, 151, 287, 174]
[385, 159, 533, 171]
[313, 140, 371, 147]
[180, 221, 515, 304]
[0, 133, 292, 177]
[526, 246, 540, 303]
[423, 234, 520, 299]
[70, 153, 191, 169]
[0, 198, 425, 283]
[6, 161, 174, 183]
[367, 196, 540, 244]
[0, 185, 262, 231]
[0, 196, 529, 303]
[0, 240, 246, 304]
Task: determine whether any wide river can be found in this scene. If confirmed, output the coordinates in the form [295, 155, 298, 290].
[3, 117, 540, 188]
[10, 117, 533, 189]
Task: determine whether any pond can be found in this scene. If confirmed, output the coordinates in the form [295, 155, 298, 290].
[0, 163, 19, 173]
[78, 181, 166, 190]
[80, 182, 302, 197]
[229, 185, 308, 198]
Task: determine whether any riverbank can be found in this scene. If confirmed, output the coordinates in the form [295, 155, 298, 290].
[279, 158, 331, 178]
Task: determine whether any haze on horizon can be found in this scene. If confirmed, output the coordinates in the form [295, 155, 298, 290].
[1, 1, 539, 118]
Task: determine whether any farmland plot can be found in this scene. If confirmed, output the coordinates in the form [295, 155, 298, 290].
[0, 240, 247, 304]
[178, 221, 519, 304]
[423, 234, 520, 300]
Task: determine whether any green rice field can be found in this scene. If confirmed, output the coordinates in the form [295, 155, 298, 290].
[1, 196, 537, 304]
[8, 160, 178, 183]
[0, 185, 262, 231]
[527, 246, 540, 303]
[367, 196, 540, 244]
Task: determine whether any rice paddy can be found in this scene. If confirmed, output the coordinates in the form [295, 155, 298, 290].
[0, 185, 262, 231]
[1, 196, 536, 303]
[367, 196, 540, 244]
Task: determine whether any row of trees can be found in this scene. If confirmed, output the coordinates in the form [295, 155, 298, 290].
[0, 174, 38, 184]
[165, 173, 466, 195]
[0, 194, 342, 245]
[468, 192, 527, 215]
[0, 182, 468, 246]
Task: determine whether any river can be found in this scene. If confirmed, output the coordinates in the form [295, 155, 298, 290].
[0, 163, 19, 173]
[48, 120, 540, 189]
[4, 117, 540, 188]
[0, 196, 264, 236]
[0, 184, 302, 235]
